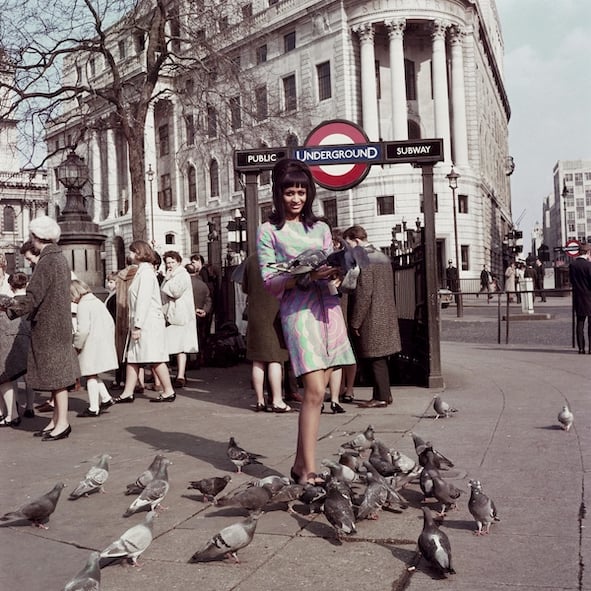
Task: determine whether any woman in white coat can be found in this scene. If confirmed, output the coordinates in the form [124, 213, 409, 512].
[115, 240, 176, 403]
[161, 251, 198, 388]
[70, 279, 117, 416]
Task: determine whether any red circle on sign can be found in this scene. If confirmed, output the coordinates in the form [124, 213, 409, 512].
[565, 239, 580, 257]
[304, 120, 371, 190]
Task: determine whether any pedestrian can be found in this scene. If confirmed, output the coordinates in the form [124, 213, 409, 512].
[568, 243, 591, 354]
[535, 258, 546, 302]
[242, 253, 291, 412]
[445, 259, 459, 296]
[342, 225, 401, 408]
[479, 264, 493, 300]
[0, 253, 10, 295]
[114, 240, 176, 403]
[190, 253, 216, 338]
[160, 250, 198, 388]
[504, 262, 516, 303]
[104, 271, 126, 389]
[257, 158, 356, 485]
[70, 279, 117, 417]
[0, 215, 80, 441]
[515, 261, 524, 303]
[186, 263, 212, 367]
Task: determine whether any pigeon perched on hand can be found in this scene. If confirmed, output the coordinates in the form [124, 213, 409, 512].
[63, 551, 101, 591]
[432, 476, 464, 517]
[69, 453, 111, 499]
[468, 480, 500, 535]
[432, 396, 458, 419]
[216, 483, 274, 512]
[123, 458, 171, 517]
[557, 405, 574, 431]
[100, 511, 155, 566]
[188, 475, 231, 503]
[1, 482, 65, 529]
[189, 511, 261, 563]
[417, 506, 456, 577]
[125, 454, 165, 495]
[227, 437, 263, 473]
[341, 424, 375, 452]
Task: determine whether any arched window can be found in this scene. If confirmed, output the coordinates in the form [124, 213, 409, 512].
[3, 206, 15, 232]
[187, 165, 197, 202]
[286, 132, 299, 147]
[209, 159, 219, 198]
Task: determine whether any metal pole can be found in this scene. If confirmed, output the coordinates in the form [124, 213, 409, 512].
[451, 185, 464, 317]
[244, 172, 259, 256]
[147, 164, 155, 246]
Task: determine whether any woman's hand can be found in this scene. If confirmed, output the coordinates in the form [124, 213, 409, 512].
[310, 264, 338, 281]
[131, 327, 141, 341]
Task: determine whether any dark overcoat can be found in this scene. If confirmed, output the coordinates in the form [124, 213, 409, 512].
[7, 243, 80, 391]
[348, 246, 401, 359]
[569, 256, 591, 316]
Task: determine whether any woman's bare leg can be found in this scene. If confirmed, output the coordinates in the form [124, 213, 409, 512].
[151, 362, 174, 397]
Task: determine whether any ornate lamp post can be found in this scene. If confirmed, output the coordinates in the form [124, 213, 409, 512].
[146, 164, 155, 245]
[57, 150, 90, 219]
[446, 165, 463, 317]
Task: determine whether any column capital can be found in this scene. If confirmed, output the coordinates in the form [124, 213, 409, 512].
[353, 22, 374, 43]
[431, 19, 450, 41]
[385, 18, 406, 40]
[449, 24, 466, 45]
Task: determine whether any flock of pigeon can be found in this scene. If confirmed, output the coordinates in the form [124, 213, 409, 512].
[0, 393, 575, 588]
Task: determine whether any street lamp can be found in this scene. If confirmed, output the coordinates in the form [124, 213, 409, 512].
[57, 150, 90, 219]
[446, 165, 463, 317]
[146, 164, 155, 245]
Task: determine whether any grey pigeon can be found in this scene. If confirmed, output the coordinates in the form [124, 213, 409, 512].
[227, 437, 263, 473]
[321, 458, 357, 483]
[270, 484, 305, 513]
[341, 424, 375, 451]
[417, 506, 456, 577]
[418, 443, 454, 470]
[100, 511, 155, 566]
[411, 432, 429, 456]
[362, 461, 407, 508]
[468, 480, 500, 535]
[419, 455, 440, 501]
[356, 472, 389, 520]
[432, 476, 464, 517]
[69, 453, 111, 499]
[63, 551, 101, 591]
[188, 475, 231, 503]
[300, 483, 326, 513]
[216, 483, 273, 512]
[123, 458, 171, 517]
[251, 475, 290, 494]
[558, 405, 574, 431]
[339, 451, 361, 472]
[391, 450, 418, 475]
[368, 443, 397, 477]
[189, 511, 261, 563]
[125, 454, 165, 495]
[433, 395, 458, 419]
[323, 478, 356, 538]
[1, 482, 65, 529]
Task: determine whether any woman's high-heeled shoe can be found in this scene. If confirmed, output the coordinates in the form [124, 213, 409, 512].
[330, 402, 346, 414]
[149, 393, 176, 403]
[113, 394, 135, 404]
[41, 425, 71, 441]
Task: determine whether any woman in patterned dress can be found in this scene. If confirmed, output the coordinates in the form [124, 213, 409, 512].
[257, 159, 355, 485]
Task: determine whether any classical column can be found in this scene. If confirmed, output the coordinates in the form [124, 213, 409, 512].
[171, 99, 182, 211]
[353, 22, 379, 141]
[386, 18, 408, 140]
[90, 130, 104, 221]
[431, 20, 451, 162]
[449, 25, 469, 168]
[105, 129, 120, 217]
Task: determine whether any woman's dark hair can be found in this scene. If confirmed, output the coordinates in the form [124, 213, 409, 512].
[269, 159, 319, 229]
[8, 271, 28, 290]
[130, 240, 156, 264]
[163, 250, 182, 263]
[19, 240, 40, 256]
[342, 225, 368, 242]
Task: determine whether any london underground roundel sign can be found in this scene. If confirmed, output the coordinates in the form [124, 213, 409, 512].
[565, 239, 580, 257]
[299, 120, 373, 190]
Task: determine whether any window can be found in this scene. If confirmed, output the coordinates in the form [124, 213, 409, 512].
[284, 31, 296, 52]
[420, 193, 439, 213]
[190, 220, 199, 253]
[256, 44, 267, 64]
[170, 15, 181, 53]
[460, 245, 469, 271]
[207, 105, 217, 137]
[187, 166, 197, 202]
[158, 174, 173, 210]
[458, 194, 468, 214]
[269, 0, 278, 5]
[118, 40, 126, 59]
[283, 75, 297, 111]
[377, 195, 395, 215]
[3, 206, 15, 232]
[260, 170, 271, 185]
[219, 16, 228, 31]
[242, 3, 252, 18]
[375, 60, 381, 99]
[89, 58, 96, 77]
[185, 114, 195, 145]
[158, 124, 170, 156]
[209, 159, 219, 197]
[575, 173, 584, 186]
[230, 96, 242, 131]
[135, 32, 146, 52]
[195, 29, 205, 43]
[255, 86, 268, 120]
[405, 59, 416, 100]
[323, 198, 337, 228]
[286, 133, 298, 146]
[317, 61, 331, 101]
[585, 172, 591, 181]
[585, 190, 591, 206]
[165, 233, 175, 245]
[234, 172, 242, 192]
[260, 204, 273, 223]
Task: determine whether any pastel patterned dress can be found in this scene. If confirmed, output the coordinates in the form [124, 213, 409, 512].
[257, 220, 355, 377]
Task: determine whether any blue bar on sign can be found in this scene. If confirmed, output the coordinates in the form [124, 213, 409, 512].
[294, 144, 382, 166]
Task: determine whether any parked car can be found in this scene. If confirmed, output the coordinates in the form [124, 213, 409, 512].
[438, 288, 454, 308]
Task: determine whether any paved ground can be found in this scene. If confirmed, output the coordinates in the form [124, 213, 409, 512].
[1, 317, 589, 590]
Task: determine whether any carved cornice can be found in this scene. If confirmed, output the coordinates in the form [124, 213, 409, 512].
[385, 18, 406, 40]
[430, 19, 450, 41]
[449, 24, 466, 46]
[352, 22, 374, 44]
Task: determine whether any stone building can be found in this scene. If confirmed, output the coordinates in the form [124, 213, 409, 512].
[44, 0, 513, 286]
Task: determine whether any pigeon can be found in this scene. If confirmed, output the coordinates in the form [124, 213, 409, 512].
[188, 475, 231, 503]
[339, 451, 361, 472]
[125, 454, 165, 495]
[417, 506, 456, 577]
[251, 475, 290, 494]
[299, 483, 326, 513]
[362, 461, 407, 508]
[270, 484, 305, 513]
[227, 437, 263, 473]
[369, 443, 397, 477]
[99, 510, 155, 566]
[123, 458, 171, 517]
[391, 450, 418, 475]
[216, 483, 274, 512]
[356, 472, 389, 520]
[1, 482, 65, 529]
[419, 457, 440, 501]
[432, 395, 458, 419]
[468, 480, 500, 535]
[323, 478, 356, 538]
[432, 476, 464, 517]
[341, 424, 375, 451]
[63, 551, 101, 591]
[69, 453, 111, 499]
[418, 443, 454, 470]
[557, 405, 574, 431]
[189, 511, 261, 563]
[411, 432, 429, 456]
[321, 458, 357, 483]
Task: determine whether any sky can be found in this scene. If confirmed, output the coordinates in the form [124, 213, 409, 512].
[495, 0, 591, 244]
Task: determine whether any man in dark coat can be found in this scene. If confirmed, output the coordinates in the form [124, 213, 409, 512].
[186, 263, 212, 365]
[1, 216, 80, 440]
[343, 225, 401, 408]
[569, 244, 591, 354]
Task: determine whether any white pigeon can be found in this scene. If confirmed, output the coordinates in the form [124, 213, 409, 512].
[100, 510, 155, 566]
[432, 395, 458, 419]
[69, 454, 111, 499]
[557, 405, 574, 432]
[63, 551, 101, 590]
[123, 458, 171, 517]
